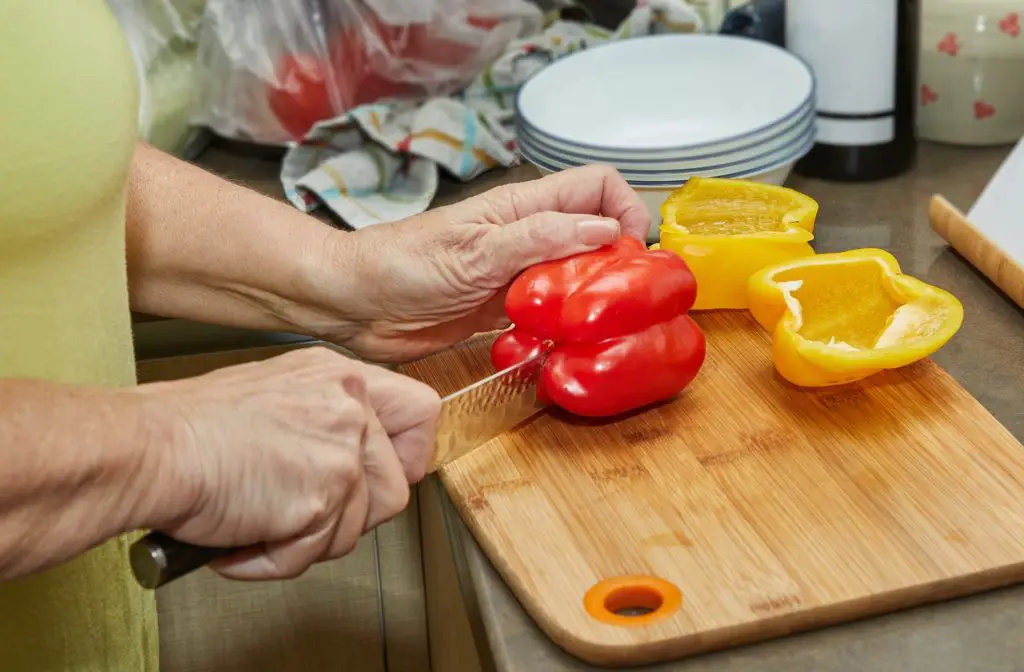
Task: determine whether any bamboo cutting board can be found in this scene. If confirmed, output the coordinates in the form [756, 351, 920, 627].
[400, 312, 1024, 667]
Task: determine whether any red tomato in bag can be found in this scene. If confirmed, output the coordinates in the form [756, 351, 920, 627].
[267, 14, 500, 138]
[329, 25, 415, 108]
[265, 53, 335, 140]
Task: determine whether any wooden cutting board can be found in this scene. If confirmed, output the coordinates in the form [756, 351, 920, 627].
[399, 312, 1024, 668]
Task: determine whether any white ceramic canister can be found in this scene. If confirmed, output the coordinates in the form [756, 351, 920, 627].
[917, 0, 1024, 145]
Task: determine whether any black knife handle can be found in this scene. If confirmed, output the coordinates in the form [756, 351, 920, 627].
[129, 532, 240, 589]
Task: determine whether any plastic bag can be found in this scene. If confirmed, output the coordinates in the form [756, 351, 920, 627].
[106, 0, 208, 156]
[192, 0, 543, 145]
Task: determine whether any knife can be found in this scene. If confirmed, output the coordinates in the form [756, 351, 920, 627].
[128, 344, 550, 590]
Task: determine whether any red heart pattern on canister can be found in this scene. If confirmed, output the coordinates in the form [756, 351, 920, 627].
[937, 32, 960, 55]
[920, 85, 939, 106]
[999, 12, 1020, 37]
[974, 100, 996, 120]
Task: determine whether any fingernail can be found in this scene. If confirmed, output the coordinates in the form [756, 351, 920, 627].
[221, 554, 276, 576]
[577, 218, 620, 246]
[212, 549, 278, 579]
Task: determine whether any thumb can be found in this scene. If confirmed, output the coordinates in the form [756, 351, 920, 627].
[486, 212, 621, 281]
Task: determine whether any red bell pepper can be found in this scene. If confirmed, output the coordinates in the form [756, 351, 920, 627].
[491, 237, 706, 418]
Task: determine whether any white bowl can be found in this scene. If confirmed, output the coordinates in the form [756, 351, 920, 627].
[534, 162, 798, 243]
[516, 99, 814, 168]
[517, 106, 814, 174]
[516, 34, 815, 155]
[525, 136, 813, 245]
[519, 124, 816, 183]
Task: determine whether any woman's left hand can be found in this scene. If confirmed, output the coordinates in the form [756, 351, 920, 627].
[299, 164, 651, 362]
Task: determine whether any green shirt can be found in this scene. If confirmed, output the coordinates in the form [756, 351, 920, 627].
[0, 1, 158, 669]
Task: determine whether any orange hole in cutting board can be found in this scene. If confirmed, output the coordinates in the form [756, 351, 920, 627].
[584, 576, 682, 627]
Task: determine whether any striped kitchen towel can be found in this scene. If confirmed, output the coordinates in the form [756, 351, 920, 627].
[280, 0, 705, 229]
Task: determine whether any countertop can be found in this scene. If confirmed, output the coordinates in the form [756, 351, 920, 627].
[190, 139, 1024, 672]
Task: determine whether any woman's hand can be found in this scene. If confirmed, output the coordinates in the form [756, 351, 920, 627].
[125, 148, 647, 364]
[135, 347, 440, 580]
[298, 165, 651, 362]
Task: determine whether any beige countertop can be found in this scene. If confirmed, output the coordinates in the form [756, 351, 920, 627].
[189, 139, 1024, 672]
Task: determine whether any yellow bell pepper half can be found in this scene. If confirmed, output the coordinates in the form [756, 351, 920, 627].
[658, 177, 819, 311]
[747, 248, 964, 387]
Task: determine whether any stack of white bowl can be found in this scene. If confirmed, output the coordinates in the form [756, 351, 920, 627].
[515, 34, 816, 240]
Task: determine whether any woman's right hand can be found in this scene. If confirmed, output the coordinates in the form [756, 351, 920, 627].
[133, 346, 440, 581]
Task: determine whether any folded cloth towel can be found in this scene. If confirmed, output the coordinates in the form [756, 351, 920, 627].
[280, 0, 705, 229]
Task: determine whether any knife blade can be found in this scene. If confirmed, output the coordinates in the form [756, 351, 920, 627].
[428, 345, 549, 472]
[128, 343, 550, 590]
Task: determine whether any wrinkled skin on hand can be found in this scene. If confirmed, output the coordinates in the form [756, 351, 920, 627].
[139, 347, 440, 580]
[296, 165, 652, 363]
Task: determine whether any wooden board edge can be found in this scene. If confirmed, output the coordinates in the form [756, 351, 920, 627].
[928, 193, 1024, 311]
[904, 359, 1020, 445]
[579, 562, 1024, 667]
[442, 453, 1024, 668]
[457, 514, 1024, 670]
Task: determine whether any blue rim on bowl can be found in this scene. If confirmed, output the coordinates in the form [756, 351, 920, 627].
[520, 130, 817, 187]
[514, 34, 817, 155]
[516, 99, 815, 166]
[519, 121, 816, 179]
[517, 109, 814, 175]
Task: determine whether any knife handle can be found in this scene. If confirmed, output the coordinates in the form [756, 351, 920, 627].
[129, 532, 240, 589]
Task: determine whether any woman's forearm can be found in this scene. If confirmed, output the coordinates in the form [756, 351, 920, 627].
[125, 143, 359, 339]
[0, 380, 180, 579]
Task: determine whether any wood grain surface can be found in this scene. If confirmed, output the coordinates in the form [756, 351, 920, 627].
[399, 312, 1024, 667]
[929, 194, 1024, 310]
